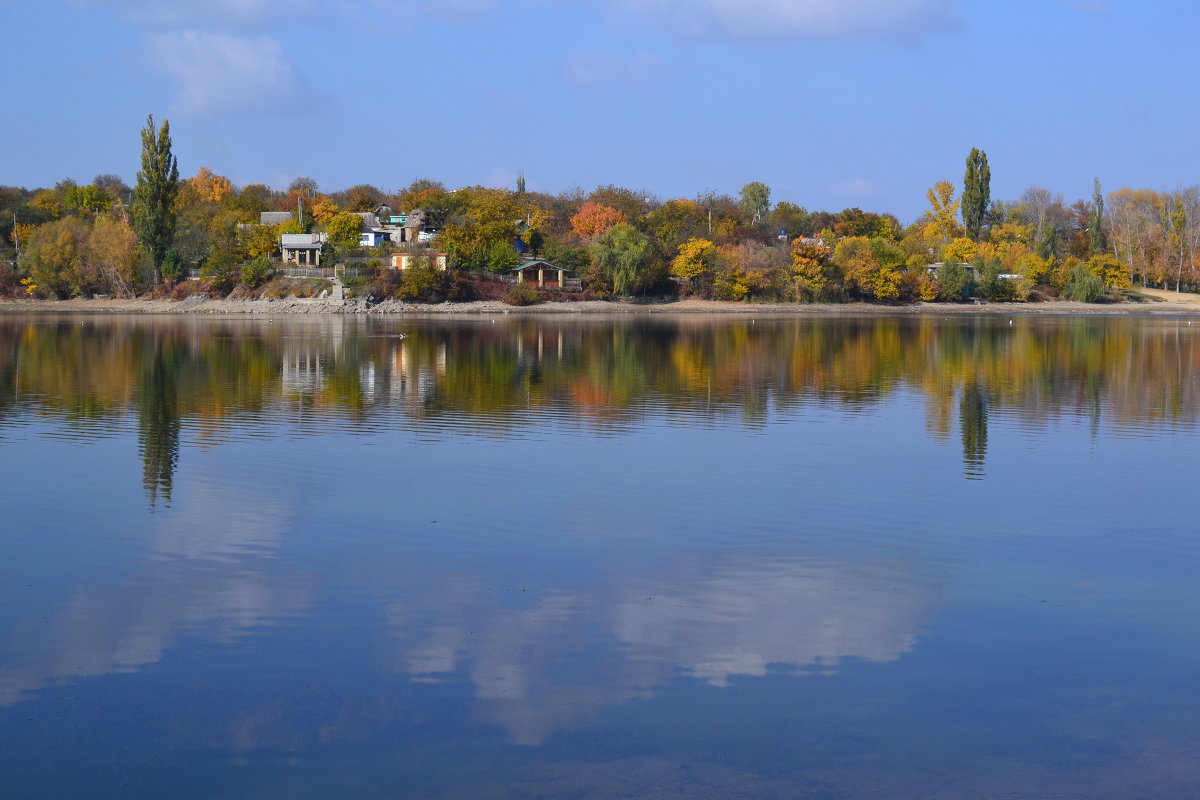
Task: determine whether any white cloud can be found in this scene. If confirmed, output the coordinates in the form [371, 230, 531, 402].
[147, 31, 314, 115]
[560, 49, 663, 88]
[592, 0, 959, 41]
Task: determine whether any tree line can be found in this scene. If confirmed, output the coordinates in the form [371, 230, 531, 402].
[2, 119, 1198, 302]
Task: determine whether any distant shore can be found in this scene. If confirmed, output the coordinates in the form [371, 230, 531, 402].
[4, 290, 1200, 317]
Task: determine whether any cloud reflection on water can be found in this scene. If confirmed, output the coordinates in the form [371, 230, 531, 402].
[384, 552, 942, 745]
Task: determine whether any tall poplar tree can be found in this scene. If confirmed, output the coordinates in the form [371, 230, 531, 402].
[132, 115, 179, 283]
[962, 148, 990, 242]
[1089, 177, 1105, 256]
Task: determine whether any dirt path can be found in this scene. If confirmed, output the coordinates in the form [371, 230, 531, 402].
[1135, 288, 1200, 306]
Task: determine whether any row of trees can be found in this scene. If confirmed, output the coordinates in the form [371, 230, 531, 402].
[3, 123, 1200, 301]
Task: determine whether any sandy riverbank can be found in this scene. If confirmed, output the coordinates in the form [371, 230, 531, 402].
[4, 291, 1200, 316]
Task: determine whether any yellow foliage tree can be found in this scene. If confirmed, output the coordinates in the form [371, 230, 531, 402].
[670, 237, 717, 280]
[310, 194, 339, 225]
[242, 224, 280, 260]
[30, 190, 64, 220]
[325, 212, 363, 248]
[88, 216, 141, 296]
[835, 236, 902, 301]
[191, 167, 234, 204]
[1088, 254, 1131, 289]
[791, 238, 834, 300]
[924, 180, 961, 242]
[944, 237, 977, 264]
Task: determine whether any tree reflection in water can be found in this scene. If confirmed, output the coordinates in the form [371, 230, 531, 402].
[1, 314, 1199, 497]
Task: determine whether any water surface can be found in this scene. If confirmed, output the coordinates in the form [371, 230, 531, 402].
[2, 313, 1199, 799]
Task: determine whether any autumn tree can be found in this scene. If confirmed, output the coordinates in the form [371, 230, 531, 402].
[344, 184, 382, 211]
[646, 199, 707, 255]
[287, 176, 318, 199]
[88, 216, 141, 296]
[241, 224, 280, 260]
[924, 180, 961, 243]
[132, 115, 180, 281]
[738, 182, 771, 225]
[586, 185, 653, 224]
[962, 148, 990, 242]
[570, 201, 626, 241]
[790, 237, 835, 301]
[1088, 253, 1130, 289]
[670, 238, 718, 283]
[20, 217, 92, 297]
[310, 194, 339, 225]
[189, 168, 234, 205]
[834, 236, 902, 301]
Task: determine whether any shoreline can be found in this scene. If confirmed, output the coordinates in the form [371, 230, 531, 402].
[3, 294, 1200, 317]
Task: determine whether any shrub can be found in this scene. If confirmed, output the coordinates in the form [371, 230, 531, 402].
[1066, 262, 1105, 302]
[937, 259, 971, 301]
[504, 284, 540, 306]
[240, 256, 272, 287]
[200, 251, 238, 295]
[160, 249, 183, 283]
[395, 262, 441, 301]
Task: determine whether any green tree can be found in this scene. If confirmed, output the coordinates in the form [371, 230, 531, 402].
[738, 182, 771, 225]
[937, 259, 971, 301]
[962, 148, 990, 242]
[325, 213, 363, 248]
[1089, 177, 1105, 257]
[1066, 261, 1105, 302]
[161, 249, 183, 283]
[487, 240, 520, 272]
[132, 115, 180, 282]
[65, 184, 115, 216]
[590, 223, 654, 296]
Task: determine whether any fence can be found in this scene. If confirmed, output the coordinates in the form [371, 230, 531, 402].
[183, 266, 375, 281]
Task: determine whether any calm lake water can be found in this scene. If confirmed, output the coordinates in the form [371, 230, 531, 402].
[2, 312, 1200, 799]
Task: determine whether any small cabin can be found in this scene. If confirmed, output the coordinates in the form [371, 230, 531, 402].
[281, 233, 326, 265]
[512, 260, 578, 290]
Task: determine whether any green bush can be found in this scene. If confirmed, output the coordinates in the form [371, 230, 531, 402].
[1066, 262, 1105, 302]
[240, 256, 272, 287]
[937, 259, 971, 301]
[161, 249, 183, 283]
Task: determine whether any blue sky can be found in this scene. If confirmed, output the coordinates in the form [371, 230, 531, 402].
[4, 0, 1194, 221]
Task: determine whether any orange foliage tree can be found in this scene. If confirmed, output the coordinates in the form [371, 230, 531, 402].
[571, 201, 626, 241]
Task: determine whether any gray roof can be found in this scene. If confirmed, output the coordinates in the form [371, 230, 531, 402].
[353, 212, 380, 229]
[260, 211, 293, 225]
